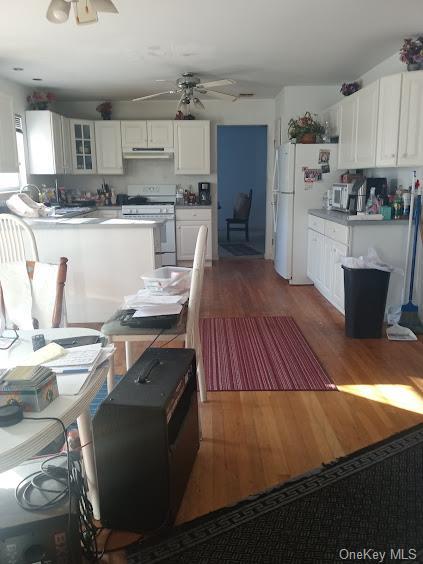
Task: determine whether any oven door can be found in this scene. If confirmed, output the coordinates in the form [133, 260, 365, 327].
[129, 214, 176, 265]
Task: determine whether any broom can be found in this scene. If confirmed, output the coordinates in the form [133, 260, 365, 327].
[399, 186, 423, 333]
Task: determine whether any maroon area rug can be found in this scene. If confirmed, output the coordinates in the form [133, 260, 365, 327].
[199, 316, 336, 392]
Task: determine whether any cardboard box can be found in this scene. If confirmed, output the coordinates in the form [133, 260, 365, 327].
[0, 373, 59, 412]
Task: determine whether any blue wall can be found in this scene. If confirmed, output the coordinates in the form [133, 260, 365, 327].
[217, 125, 267, 232]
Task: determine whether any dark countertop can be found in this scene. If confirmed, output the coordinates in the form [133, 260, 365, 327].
[308, 208, 409, 226]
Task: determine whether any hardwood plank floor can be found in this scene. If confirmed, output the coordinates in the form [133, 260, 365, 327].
[97, 259, 423, 560]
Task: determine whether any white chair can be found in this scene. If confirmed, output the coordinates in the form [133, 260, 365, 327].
[102, 225, 208, 401]
[0, 213, 39, 262]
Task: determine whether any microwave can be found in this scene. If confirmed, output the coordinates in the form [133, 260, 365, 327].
[331, 183, 354, 212]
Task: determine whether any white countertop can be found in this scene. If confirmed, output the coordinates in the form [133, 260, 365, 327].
[308, 208, 409, 226]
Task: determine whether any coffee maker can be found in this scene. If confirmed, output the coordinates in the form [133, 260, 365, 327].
[198, 182, 211, 205]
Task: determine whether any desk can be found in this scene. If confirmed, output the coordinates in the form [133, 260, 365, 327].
[0, 327, 108, 519]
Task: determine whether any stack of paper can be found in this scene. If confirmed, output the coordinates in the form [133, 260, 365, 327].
[43, 343, 115, 396]
[0, 365, 54, 390]
[124, 289, 188, 309]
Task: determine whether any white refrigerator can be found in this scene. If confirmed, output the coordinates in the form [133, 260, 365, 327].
[273, 143, 339, 284]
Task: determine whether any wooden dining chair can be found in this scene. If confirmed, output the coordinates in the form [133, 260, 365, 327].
[0, 213, 39, 262]
[226, 189, 253, 241]
[102, 226, 208, 400]
[0, 257, 68, 329]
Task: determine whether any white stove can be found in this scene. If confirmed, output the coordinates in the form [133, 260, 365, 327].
[122, 185, 177, 265]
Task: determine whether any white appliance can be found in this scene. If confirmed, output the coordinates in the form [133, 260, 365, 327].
[273, 143, 339, 284]
[331, 182, 354, 212]
[122, 184, 177, 266]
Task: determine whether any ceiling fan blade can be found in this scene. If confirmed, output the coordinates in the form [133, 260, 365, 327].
[132, 91, 175, 102]
[74, 0, 98, 24]
[91, 0, 119, 13]
[202, 89, 238, 101]
[197, 79, 236, 89]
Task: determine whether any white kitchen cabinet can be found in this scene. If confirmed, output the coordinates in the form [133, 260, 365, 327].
[376, 74, 402, 167]
[338, 82, 378, 169]
[355, 81, 379, 168]
[61, 116, 72, 174]
[121, 120, 173, 151]
[338, 95, 357, 169]
[330, 240, 347, 312]
[306, 229, 324, 286]
[147, 120, 173, 148]
[174, 121, 210, 175]
[397, 71, 423, 166]
[95, 121, 123, 175]
[175, 207, 212, 261]
[70, 119, 97, 174]
[0, 92, 18, 174]
[26, 110, 65, 174]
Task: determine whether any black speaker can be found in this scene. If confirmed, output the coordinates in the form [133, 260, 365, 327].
[93, 348, 199, 533]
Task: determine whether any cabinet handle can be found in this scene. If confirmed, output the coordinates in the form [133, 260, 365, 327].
[402, 153, 407, 158]
[391, 153, 396, 158]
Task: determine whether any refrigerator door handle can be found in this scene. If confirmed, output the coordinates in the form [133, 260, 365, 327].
[272, 191, 279, 233]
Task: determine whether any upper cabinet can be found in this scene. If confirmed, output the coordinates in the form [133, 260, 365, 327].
[95, 121, 123, 175]
[121, 120, 148, 150]
[174, 120, 210, 175]
[121, 120, 173, 151]
[338, 82, 379, 169]
[70, 119, 97, 174]
[147, 121, 173, 149]
[355, 81, 379, 168]
[338, 95, 357, 169]
[397, 71, 423, 167]
[376, 74, 402, 167]
[26, 110, 65, 175]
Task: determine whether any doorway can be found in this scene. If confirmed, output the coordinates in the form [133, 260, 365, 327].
[217, 125, 267, 258]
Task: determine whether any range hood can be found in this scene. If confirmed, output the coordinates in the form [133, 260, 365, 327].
[123, 147, 174, 159]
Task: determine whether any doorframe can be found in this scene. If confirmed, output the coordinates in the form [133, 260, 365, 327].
[215, 123, 272, 260]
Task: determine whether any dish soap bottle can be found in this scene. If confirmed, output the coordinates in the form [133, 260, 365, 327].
[366, 187, 377, 214]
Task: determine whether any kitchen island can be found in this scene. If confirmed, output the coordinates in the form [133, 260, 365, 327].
[307, 209, 420, 315]
[28, 216, 162, 323]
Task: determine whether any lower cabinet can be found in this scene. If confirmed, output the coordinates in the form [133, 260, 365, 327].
[307, 220, 348, 314]
[175, 208, 212, 261]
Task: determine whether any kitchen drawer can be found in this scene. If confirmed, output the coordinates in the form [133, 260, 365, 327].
[175, 208, 211, 222]
[308, 214, 325, 234]
[324, 220, 349, 245]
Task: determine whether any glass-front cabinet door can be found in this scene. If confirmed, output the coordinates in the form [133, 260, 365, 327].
[70, 119, 97, 174]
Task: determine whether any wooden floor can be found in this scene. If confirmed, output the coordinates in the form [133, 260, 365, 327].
[100, 259, 423, 560]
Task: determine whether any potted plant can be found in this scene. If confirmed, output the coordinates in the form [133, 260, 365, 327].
[400, 36, 423, 70]
[26, 91, 56, 110]
[96, 101, 112, 120]
[340, 81, 361, 96]
[287, 112, 324, 144]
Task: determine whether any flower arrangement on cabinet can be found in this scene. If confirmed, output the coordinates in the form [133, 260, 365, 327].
[287, 112, 324, 144]
[26, 91, 56, 110]
[96, 101, 112, 120]
[400, 36, 423, 70]
[340, 81, 361, 96]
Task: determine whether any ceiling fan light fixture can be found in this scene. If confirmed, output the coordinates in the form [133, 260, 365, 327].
[46, 0, 71, 23]
[193, 97, 205, 110]
[73, 0, 98, 25]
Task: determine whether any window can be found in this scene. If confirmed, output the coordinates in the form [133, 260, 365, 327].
[0, 114, 27, 190]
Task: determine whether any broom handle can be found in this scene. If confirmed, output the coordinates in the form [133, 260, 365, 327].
[403, 188, 416, 303]
[408, 195, 421, 303]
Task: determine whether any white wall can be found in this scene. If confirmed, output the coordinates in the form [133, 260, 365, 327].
[276, 85, 342, 143]
[41, 98, 276, 259]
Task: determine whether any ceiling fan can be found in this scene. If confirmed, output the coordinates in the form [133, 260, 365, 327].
[46, 0, 118, 25]
[132, 72, 239, 111]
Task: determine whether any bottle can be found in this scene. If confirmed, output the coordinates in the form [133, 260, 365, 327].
[322, 121, 331, 144]
[402, 189, 411, 217]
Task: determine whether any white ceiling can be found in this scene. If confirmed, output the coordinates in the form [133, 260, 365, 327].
[0, 0, 421, 101]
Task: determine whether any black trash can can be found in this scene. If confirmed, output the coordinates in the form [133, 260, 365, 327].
[342, 266, 390, 338]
